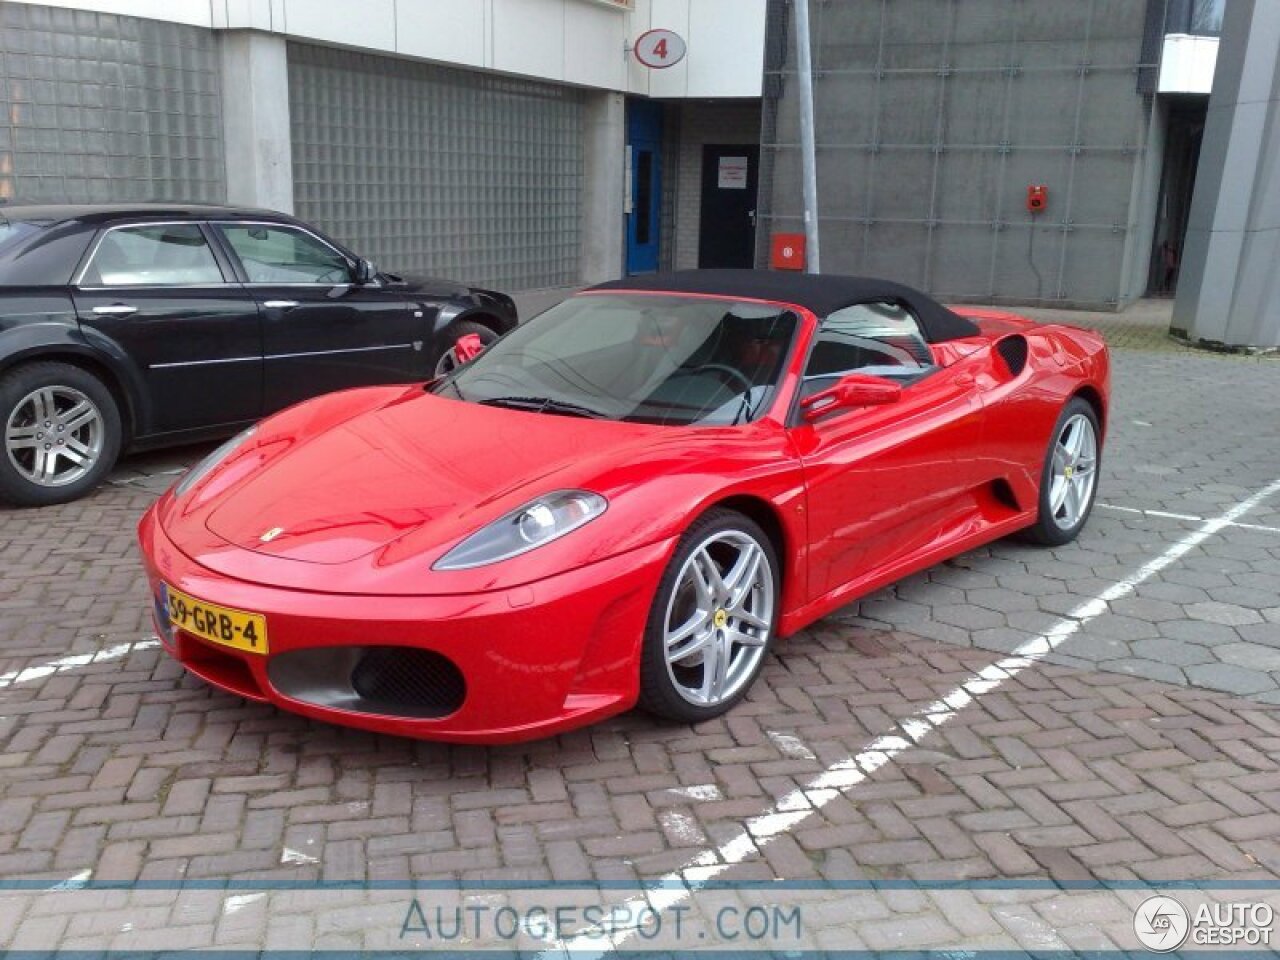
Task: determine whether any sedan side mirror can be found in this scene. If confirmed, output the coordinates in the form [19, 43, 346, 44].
[354, 258, 377, 284]
[801, 373, 902, 422]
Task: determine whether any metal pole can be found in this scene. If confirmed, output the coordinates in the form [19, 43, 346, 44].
[792, 0, 821, 273]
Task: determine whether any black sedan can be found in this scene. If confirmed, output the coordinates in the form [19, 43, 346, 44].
[0, 204, 517, 506]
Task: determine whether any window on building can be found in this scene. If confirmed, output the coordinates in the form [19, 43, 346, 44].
[81, 224, 224, 286]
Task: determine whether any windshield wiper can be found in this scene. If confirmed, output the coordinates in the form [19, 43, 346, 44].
[479, 396, 607, 419]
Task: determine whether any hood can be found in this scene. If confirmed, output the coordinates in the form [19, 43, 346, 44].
[203, 393, 663, 565]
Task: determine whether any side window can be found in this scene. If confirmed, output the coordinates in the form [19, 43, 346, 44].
[803, 301, 935, 385]
[81, 224, 224, 286]
[219, 224, 353, 284]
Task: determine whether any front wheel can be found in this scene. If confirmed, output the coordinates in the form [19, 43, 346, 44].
[638, 509, 779, 723]
[0, 361, 122, 507]
[1023, 397, 1100, 545]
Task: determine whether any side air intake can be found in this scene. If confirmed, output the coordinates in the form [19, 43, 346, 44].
[995, 335, 1028, 376]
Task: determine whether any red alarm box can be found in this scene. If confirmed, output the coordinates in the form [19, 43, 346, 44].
[1027, 184, 1048, 214]
[771, 233, 806, 270]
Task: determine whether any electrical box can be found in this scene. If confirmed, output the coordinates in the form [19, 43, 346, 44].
[771, 233, 806, 271]
[1027, 184, 1048, 214]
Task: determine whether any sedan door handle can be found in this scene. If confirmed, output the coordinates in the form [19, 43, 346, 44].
[263, 300, 300, 310]
[92, 304, 138, 316]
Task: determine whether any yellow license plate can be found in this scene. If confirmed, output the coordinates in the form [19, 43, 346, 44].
[165, 584, 268, 655]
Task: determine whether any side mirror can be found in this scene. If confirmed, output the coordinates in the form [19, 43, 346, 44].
[801, 373, 902, 422]
[354, 258, 377, 284]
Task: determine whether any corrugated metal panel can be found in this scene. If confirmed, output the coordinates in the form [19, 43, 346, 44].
[0, 1, 224, 204]
[288, 42, 584, 291]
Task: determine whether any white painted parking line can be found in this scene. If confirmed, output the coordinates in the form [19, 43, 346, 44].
[1098, 501, 1280, 535]
[0, 638, 160, 690]
[543, 476, 1280, 959]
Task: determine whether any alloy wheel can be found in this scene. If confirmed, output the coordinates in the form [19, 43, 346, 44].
[1047, 412, 1098, 531]
[662, 529, 775, 707]
[5, 385, 105, 487]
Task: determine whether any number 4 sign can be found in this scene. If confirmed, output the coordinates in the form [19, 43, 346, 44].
[634, 29, 687, 69]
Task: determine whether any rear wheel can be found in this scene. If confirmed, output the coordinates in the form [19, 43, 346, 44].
[434, 320, 498, 377]
[639, 509, 779, 723]
[1023, 397, 1100, 545]
[0, 361, 122, 507]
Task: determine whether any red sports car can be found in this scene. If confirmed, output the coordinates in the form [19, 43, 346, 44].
[138, 270, 1109, 743]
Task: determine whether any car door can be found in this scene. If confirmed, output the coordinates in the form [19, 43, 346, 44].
[71, 221, 263, 436]
[213, 222, 421, 414]
[790, 301, 984, 599]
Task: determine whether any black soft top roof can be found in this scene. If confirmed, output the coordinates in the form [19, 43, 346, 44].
[590, 269, 979, 343]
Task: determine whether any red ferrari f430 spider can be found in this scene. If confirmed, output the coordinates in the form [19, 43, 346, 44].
[139, 270, 1109, 742]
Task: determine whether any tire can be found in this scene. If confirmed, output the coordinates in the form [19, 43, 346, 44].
[434, 320, 498, 377]
[0, 361, 122, 507]
[1022, 396, 1101, 546]
[638, 508, 780, 723]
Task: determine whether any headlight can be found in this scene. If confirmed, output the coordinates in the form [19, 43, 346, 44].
[174, 426, 257, 498]
[433, 490, 607, 570]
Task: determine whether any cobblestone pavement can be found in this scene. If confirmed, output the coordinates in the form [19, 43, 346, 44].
[0, 311, 1277, 951]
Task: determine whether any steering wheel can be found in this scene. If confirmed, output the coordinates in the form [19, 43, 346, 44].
[678, 363, 754, 394]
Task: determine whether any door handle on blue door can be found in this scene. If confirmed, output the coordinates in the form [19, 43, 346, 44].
[263, 300, 300, 310]
[92, 304, 138, 316]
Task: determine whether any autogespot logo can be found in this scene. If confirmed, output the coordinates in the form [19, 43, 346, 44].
[1134, 895, 1191, 952]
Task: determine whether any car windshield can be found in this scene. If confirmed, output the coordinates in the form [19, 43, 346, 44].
[435, 293, 798, 426]
[0, 219, 46, 256]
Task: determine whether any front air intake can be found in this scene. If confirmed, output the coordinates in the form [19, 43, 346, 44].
[350, 647, 466, 717]
[995, 335, 1028, 376]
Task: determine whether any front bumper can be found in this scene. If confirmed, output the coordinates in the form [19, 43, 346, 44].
[139, 507, 673, 743]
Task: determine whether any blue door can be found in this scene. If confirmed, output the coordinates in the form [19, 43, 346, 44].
[626, 100, 663, 275]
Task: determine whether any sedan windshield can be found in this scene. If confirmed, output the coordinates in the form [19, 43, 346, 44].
[435, 294, 797, 426]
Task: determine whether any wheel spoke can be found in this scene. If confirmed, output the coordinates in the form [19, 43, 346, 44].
[1063, 419, 1084, 459]
[58, 446, 89, 467]
[723, 544, 762, 608]
[728, 627, 766, 649]
[689, 556, 715, 607]
[1064, 478, 1084, 526]
[669, 629, 713, 664]
[30, 389, 54, 425]
[62, 401, 99, 434]
[666, 609, 710, 650]
[700, 633, 731, 703]
[5, 424, 39, 449]
[1049, 475, 1070, 514]
[696, 549, 727, 601]
[731, 606, 769, 630]
[35, 448, 59, 482]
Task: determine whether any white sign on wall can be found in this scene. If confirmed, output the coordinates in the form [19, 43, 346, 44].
[634, 29, 687, 69]
[717, 156, 749, 189]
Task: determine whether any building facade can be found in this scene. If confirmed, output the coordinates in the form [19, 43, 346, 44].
[755, 0, 1224, 311]
[0, 0, 767, 292]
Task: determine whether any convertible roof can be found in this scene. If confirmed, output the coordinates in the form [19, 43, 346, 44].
[589, 269, 980, 343]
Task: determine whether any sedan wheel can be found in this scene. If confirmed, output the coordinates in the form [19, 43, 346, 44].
[640, 510, 779, 722]
[0, 362, 122, 507]
[1024, 397, 1101, 545]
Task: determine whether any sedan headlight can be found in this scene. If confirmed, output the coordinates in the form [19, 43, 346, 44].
[174, 426, 257, 498]
[433, 490, 607, 570]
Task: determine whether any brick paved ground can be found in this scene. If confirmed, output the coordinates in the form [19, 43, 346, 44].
[0, 303, 1277, 950]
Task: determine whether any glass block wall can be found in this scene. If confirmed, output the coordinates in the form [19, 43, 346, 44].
[0, 2, 224, 204]
[758, 0, 1160, 307]
[288, 43, 584, 291]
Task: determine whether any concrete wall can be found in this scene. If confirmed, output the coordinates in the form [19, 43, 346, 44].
[758, 0, 1158, 309]
[31, 0, 768, 97]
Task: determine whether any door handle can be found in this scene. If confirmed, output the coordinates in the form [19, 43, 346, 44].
[263, 300, 300, 310]
[92, 304, 138, 316]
